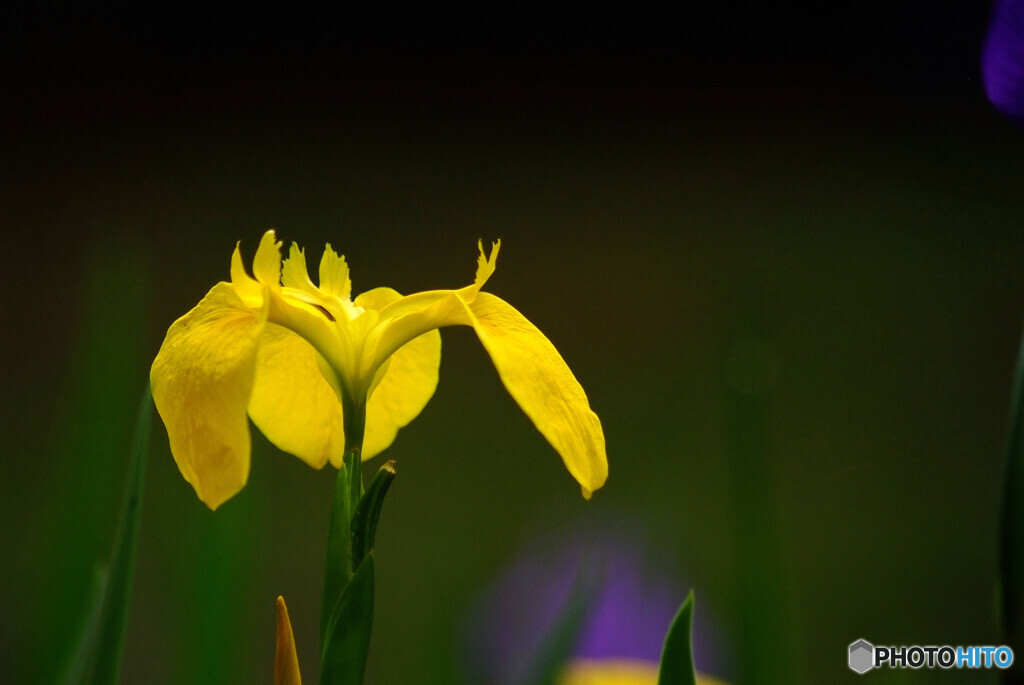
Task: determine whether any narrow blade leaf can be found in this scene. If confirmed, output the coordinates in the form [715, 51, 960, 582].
[350, 461, 396, 568]
[59, 384, 152, 685]
[58, 567, 109, 684]
[658, 591, 697, 685]
[319, 554, 376, 685]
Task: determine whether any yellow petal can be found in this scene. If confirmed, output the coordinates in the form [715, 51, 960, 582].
[456, 238, 500, 301]
[320, 243, 352, 300]
[467, 293, 607, 497]
[560, 659, 730, 685]
[229, 242, 261, 304]
[264, 285, 354, 392]
[369, 290, 606, 496]
[281, 242, 317, 294]
[247, 323, 345, 469]
[371, 240, 501, 330]
[560, 659, 659, 685]
[275, 596, 303, 685]
[355, 287, 443, 459]
[150, 282, 267, 509]
[253, 230, 283, 285]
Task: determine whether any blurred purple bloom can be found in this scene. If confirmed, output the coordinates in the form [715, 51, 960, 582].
[573, 552, 682, 664]
[462, 528, 728, 684]
[983, 0, 1024, 121]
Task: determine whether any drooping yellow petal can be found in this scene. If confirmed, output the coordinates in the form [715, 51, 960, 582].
[319, 243, 352, 300]
[467, 292, 607, 497]
[247, 323, 345, 469]
[275, 596, 303, 685]
[150, 282, 267, 509]
[355, 287, 442, 459]
[369, 290, 606, 496]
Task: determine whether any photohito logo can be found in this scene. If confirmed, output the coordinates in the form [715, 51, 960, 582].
[849, 640, 874, 674]
[848, 639, 1014, 673]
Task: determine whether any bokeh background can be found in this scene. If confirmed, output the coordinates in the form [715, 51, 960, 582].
[3, 3, 1023, 683]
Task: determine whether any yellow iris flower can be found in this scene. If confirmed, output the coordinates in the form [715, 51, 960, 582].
[151, 231, 607, 509]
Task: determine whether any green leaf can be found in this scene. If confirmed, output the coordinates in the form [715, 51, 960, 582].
[658, 591, 697, 685]
[520, 566, 595, 685]
[319, 554, 376, 685]
[58, 566, 109, 684]
[321, 456, 354, 648]
[1001, 325, 1024, 654]
[58, 384, 152, 685]
[350, 461, 397, 568]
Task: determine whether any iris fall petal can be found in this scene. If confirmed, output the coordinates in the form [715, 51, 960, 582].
[150, 282, 267, 509]
[247, 323, 345, 470]
[466, 292, 607, 498]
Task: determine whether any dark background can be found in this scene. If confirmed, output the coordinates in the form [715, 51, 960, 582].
[3, 2, 1022, 683]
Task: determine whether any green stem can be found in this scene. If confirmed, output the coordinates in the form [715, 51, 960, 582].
[321, 459, 353, 648]
[319, 393, 395, 685]
[344, 396, 367, 506]
[320, 395, 367, 648]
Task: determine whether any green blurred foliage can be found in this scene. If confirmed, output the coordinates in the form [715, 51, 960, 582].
[18, 243, 150, 684]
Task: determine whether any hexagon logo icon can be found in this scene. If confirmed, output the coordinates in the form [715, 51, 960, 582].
[849, 639, 874, 674]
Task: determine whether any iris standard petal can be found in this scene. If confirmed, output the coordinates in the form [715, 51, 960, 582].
[150, 282, 267, 509]
[356, 287, 443, 459]
[230, 243, 262, 305]
[253, 230, 284, 285]
[275, 597, 303, 685]
[319, 243, 352, 300]
[281, 243, 320, 295]
[247, 323, 345, 469]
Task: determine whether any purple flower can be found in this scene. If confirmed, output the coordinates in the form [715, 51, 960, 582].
[983, 0, 1024, 121]
[462, 528, 729, 684]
